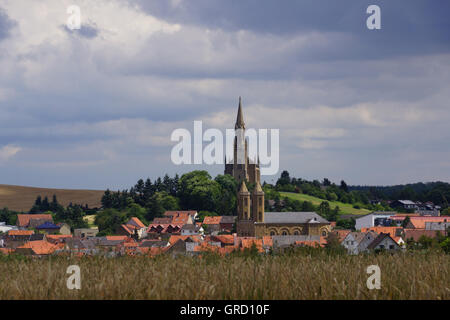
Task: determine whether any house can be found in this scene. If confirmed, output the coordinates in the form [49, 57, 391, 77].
[181, 223, 203, 236]
[0, 222, 18, 234]
[152, 217, 172, 224]
[342, 231, 379, 254]
[355, 212, 397, 230]
[4, 230, 47, 249]
[391, 200, 418, 211]
[171, 213, 194, 225]
[329, 230, 351, 243]
[147, 224, 182, 235]
[46, 234, 72, 244]
[163, 210, 198, 220]
[219, 216, 236, 232]
[16, 214, 53, 229]
[209, 235, 235, 247]
[117, 217, 147, 239]
[74, 228, 98, 238]
[139, 240, 169, 248]
[35, 221, 61, 234]
[402, 229, 447, 242]
[168, 235, 201, 246]
[406, 216, 449, 229]
[164, 211, 197, 222]
[64, 238, 98, 255]
[361, 226, 402, 239]
[366, 233, 401, 252]
[15, 240, 58, 256]
[57, 223, 72, 235]
[425, 221, 450, 231]
[166, 239, 190, 256]
[202, 216, 222, 233]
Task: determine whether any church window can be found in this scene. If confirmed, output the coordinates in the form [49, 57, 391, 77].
[322, 231, 327, 237]
[282, 231, 288, 236]
[293, 231, 300, 235]
[270, 231, 276, 236]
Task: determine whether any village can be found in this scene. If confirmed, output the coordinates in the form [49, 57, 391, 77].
[0, 205, 448, 257]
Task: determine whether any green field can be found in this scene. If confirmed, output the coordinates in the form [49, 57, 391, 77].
[83, 214, 97, 228]
[279, 192, 370, 215]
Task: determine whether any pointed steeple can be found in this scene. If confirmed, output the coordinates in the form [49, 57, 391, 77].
[235, 96, 245, 129]
[253, 181, 263, 194]
[239, 180, 249, 193]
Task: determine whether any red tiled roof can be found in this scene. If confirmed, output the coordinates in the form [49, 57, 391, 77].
[16, 214, 53, 227]
[403, 229, 446, 241]
[17, 240, 57, 255]
[164, 211, 197, 217]
[0, 248, 14, 255]
[361, 227, 402, 238]
[147, 224, 183, 233]
[408, 217, 449, 229]
[106, 235, 128, 241]
[172, 213, 191, 225]
[152, 217, 173, 224]
[8, 230, 34, 236]
[331, 230, 351, 242]
[46, 235, 72, 242]
[211, 235, 234, 245]
[168, 235, 201, 245]
[128, 217, 146, 228]
[262, 236, 273, 247]
[203, 216, 222, 225]
[240, 238, 264, 252]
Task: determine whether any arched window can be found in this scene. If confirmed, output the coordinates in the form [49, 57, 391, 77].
[270, 231, 276, 236]
[322, 230, 327, 237]
[282, 231, 288, 236]
[293, 230, 300, 235]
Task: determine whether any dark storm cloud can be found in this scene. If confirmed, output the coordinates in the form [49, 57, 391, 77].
[0, 8, 16, 41]
[136, 0, 450, 58]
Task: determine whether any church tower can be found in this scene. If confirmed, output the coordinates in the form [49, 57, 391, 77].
[224, 97, 260, 184]
[225, 97, 265, 237]
[237, 181, 251, 220]
[252, 181, 265, 223]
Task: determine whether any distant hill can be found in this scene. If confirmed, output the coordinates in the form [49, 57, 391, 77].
[279, 192, 370, 215]
[0, 184, 104, 212]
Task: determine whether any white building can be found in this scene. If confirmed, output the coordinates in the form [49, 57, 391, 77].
[355, 212, 397, 230]
[0, 222, 18, 234]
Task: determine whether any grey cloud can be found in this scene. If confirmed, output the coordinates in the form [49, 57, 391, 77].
[135, 0, 450, 59]
[63, 23, 99, 39]
[0, 7, 16, 41]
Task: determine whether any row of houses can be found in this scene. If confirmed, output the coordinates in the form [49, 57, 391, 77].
[1, 210, 448, 257]
[338, 213, 449, 254]
[355, 212, 449, 230]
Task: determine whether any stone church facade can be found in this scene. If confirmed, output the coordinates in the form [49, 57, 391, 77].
[225, 98, 331, 238]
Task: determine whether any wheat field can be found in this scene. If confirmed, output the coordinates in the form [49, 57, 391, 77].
[0, 184, 104, 212]
[1, 250, 449, 300]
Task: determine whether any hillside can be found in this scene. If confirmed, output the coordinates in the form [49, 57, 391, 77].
[279, 192, 370, 215]
[0, 184, 104, 212]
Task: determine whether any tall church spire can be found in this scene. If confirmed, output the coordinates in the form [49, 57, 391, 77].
[235, 96, 245, 129]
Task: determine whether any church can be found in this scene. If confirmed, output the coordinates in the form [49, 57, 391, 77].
[225, 98, 331, 238]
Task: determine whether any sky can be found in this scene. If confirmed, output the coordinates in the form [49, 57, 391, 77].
[0, 0, 449, 190]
